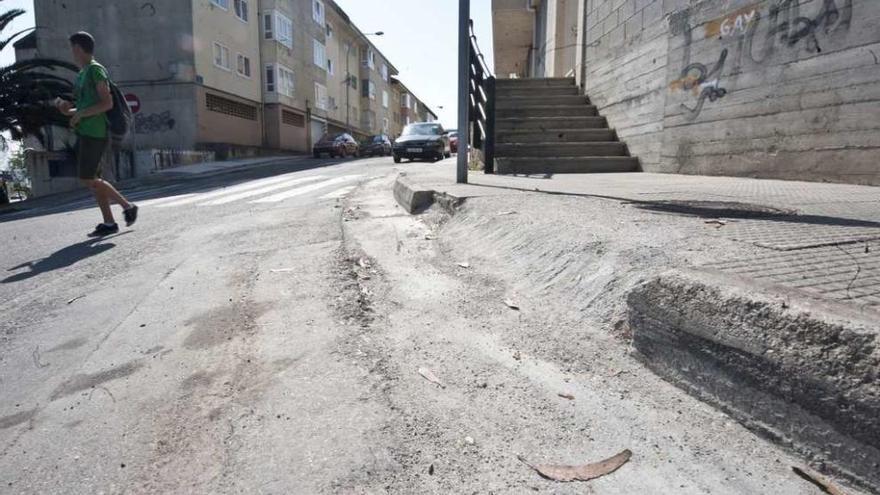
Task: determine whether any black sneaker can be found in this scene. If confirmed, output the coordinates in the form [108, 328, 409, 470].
[123, 205, 139, 227]
[88, 223, 119, 237]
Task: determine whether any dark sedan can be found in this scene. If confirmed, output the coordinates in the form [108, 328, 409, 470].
[392, 123, 451, 163]
[361, 135, 392, 157]
[313, 133, 360, 159]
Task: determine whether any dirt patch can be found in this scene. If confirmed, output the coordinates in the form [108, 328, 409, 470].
[183, 302, 272, 350]
[46, 337, 88, 353]
[0, 408, 37, 430]
[50, 360, 144, 401]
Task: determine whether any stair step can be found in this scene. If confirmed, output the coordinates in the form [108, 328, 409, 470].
[495, 157, 640, 174]
[496, 77, 576, 88]
[497, 129, 616, 143]
[496, 142, 628, 157]
[496, 95, 590, 108]
[497, 87, 580, 98]
[496, 116, 608, 130]
[497, 105, 598, 118]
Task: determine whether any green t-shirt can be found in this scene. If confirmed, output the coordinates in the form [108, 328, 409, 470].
[73, 60, 110, 139]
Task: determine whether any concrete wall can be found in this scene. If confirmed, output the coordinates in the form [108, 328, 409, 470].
[195, 86, 263, 147]
[265, 105, 309, 152]
[580, 0, 880, 185]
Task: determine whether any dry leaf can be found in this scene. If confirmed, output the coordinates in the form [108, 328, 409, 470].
[791, 467, 847, 495]
[498, 211, 517, 216]
[519, 449, 632, 482]
[67, 295, 85, 305]
[504, 299, 520, 311]
[704, 219, 727, 228]
[418, 367, 446, 388]
[424, 233, 437, 240]
[457, 262, 471, 269]
[558, 393, 575, 400]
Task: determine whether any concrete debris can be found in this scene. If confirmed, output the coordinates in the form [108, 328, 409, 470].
[457, 262, 471, 269]
[270, 268, 296, 273]
[464, 436, 475, 445]
[518, 449, 632, 482]
[418, 367, 445, 389]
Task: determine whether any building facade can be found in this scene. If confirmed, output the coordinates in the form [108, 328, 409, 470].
[23, 0, 436, 160]
[492, 0, 880, 185]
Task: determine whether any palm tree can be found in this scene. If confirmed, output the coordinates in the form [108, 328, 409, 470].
[0, 7, 77, 148]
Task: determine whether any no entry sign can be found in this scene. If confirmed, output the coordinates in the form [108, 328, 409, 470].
[124, 93, 141, 114]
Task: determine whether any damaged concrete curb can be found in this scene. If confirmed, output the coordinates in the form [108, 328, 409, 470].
[393, 174, 464, 215]
[627, 268, 880, 491]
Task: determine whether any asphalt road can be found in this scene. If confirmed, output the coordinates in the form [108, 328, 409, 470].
[0, 156, 846, 494]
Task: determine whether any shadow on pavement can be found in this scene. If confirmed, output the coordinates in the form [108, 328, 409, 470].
[470, 183, 880, 228]
[2, 233, 130, 284]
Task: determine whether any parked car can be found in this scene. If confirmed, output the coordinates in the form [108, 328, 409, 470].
[392, 123, 451, 163]
[361, 134, 392, 157]
[448, 130, 459, 153]
[313, 133, 360, 158]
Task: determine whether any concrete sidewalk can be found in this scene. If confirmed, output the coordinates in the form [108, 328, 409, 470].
[393, 163, 879, 491]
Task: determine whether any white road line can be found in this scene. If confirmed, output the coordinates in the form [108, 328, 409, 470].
[201, 175, 329, 206]
[138, 193, 199, 207]
[250, 175, 362, 204]
[319, 186, 356, 200]
[159, 173, 325, 208]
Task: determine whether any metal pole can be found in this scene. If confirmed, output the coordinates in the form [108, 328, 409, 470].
[345, 43, 351, 133]
[456, 0, 470, 184]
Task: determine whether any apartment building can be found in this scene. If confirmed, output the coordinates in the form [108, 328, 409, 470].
[22, 0, 434, 161]
[390, 78, 438, 136]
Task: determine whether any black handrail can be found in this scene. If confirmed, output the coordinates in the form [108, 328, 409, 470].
[467, 20, 496, 174]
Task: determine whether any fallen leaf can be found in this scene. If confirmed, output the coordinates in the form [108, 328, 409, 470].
[424, 233, 437, 240]
[518, 449, 632, 482]
[504, 299, 520, 311]
[704, 219, 727, 228]
[791, 467, 847, 495]
[558, 393, 575, 400]
[498, 211, 517, 216]
[457, 262, 471, 269]
[67, 295, 85, 305]
[418, 367, 446, 388]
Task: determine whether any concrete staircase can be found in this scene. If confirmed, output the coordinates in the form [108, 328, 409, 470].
[494, 78, 640, 175]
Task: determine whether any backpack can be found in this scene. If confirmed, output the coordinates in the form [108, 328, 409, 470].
[106, 79, 132, 138]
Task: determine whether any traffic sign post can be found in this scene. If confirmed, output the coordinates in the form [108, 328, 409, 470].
[124, 93, 141, 114]
[124, 93, 140, 177]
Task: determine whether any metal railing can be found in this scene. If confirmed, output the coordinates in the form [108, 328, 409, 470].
[467, 20, 496, 174]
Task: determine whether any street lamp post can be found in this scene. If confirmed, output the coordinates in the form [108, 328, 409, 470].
[456, 0, 470, 184]
[346, 31, 384, 136]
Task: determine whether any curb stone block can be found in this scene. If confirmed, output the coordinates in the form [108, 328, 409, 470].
[627, 269, 880, 491]
[393, 175, 435, 214]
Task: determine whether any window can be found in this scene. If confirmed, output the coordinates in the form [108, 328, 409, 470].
[315, 83, 328, 110]
[213, 42, 231, 70]
[326, 22, 334, 39]
[328, 96, 336, 110]
[265, 64, 275, 92]
[206, 93, 257, 121]
[402, 93, 410, 108]
[277, 65, 295, 97]
[327, 58, 334, 75]
[237, 54, 251, 77]
[210, 0, 229, 10]
[263, 13, 273, 39]
[383, 117, 389, 132]
[276, 13, 293, 48]
[361, 80, 375, 100]
[382, 90, 389, 108]
[363, 48, 375, 69]
[264, 11, 293, 48]
[380, 64, 388, 82]
[313, 39, 326, 69]
[234, 0, 248, 22]
[313, 0, 325, 25]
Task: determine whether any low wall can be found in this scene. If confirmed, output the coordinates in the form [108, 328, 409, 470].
[582, 0, 880, 185]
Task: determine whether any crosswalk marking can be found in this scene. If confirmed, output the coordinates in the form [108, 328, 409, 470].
[200, 176, 329, 206]
[138, 193, 198, 207]
[157, 173, 325, 208]
[250, 175, 362, 204]
[319, 186, 356, 200]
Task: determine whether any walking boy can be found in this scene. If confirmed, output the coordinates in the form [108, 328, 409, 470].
[56, 31, 137, 237]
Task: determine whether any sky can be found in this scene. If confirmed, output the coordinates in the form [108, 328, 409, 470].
[333, 0, 494, 128]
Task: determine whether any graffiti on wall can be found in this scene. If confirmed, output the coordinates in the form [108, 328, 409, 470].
[669, 0, 853, 119]
[134, 111, 176, 134]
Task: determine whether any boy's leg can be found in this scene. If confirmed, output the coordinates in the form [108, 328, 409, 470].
[78, 136, 117, 226]
[95, 179, 131, 210]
